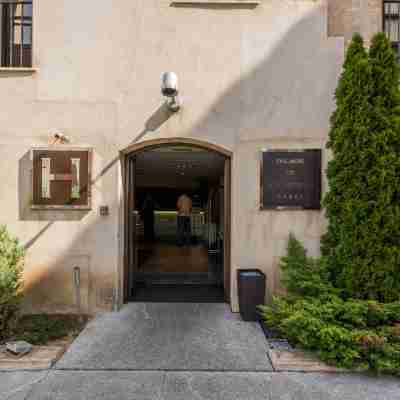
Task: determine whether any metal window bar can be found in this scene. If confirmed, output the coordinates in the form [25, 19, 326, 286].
[384, 1, 400, 62]
[71, 158, 81, 199]
[0, 1, 32, 67]
[41, 157, 51, 199]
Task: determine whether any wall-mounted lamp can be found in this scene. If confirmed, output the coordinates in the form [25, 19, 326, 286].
[161, 72, 181, 112]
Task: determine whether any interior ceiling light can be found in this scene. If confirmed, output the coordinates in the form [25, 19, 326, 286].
[175, 161, 197, 169]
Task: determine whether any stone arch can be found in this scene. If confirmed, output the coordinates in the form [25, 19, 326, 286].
[121, 137, 233, 158]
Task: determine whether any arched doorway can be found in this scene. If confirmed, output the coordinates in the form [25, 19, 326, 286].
[121, 138, 232, 304]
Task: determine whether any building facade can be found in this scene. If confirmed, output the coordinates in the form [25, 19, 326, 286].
[0, 0, 394, 314]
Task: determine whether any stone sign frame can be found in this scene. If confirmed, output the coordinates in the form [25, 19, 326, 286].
[30, 147, 93, 210]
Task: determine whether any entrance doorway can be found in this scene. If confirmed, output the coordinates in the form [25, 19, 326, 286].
[123, 139, 231, 304]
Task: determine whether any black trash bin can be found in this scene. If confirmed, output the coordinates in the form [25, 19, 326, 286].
[237, 269, 266, 321]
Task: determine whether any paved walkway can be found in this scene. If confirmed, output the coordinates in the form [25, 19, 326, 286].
[57, 303, 272, 371]
[1, 303, 400, 399]
[2, 370, 400, 399]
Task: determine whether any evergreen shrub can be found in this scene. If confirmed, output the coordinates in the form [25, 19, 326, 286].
[259, 236, 400, 374]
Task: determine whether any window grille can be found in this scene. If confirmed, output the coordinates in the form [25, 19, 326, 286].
[384, 1, 400, 61]
[0, 1, 32, 67]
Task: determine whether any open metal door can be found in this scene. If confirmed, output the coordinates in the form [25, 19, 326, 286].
[223, 157, 231, 303]
[124, 155, 137, 301]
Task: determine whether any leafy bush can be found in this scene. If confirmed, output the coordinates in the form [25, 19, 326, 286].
[10, 314, 88, 345]
[0, 225, 24, 342]
[280, 234, 338, 298]
[259, 235, 400, 374]
[322, 32, 400, 302]
[260, 296, 400, 373]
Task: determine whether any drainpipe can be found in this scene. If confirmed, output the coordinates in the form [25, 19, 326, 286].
[73, 266, 81, 316]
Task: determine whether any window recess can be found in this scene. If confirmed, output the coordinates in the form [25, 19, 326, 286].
[384, 1, 400, 62]
[170, 0, 260, 7]
[0, 0, 32, 68]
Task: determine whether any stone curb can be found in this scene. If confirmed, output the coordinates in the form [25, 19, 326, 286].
[0, 346, 66, 371]
[268, 349, 347, 373]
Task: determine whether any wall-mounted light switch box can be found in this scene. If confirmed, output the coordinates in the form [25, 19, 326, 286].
[99, 205, 109, 216]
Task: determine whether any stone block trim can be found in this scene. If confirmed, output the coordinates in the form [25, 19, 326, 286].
[328, 0, 351, 37]
[328, 0, 383, 44]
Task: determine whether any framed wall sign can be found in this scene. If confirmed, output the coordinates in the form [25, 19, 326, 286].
[260, 149, 322, 210]
[31, 148, 92, 210]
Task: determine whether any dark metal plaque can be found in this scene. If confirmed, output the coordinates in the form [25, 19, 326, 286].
[260, 149, 322, 210]
[32, 149, 92, 209]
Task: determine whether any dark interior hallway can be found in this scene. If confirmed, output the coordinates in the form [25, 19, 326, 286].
[127, 144, 227, 302]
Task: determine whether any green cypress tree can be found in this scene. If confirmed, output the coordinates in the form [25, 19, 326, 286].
[321, 34, 367, 255]
[322, 34, 370, 279]
[324, 34, 368, 150]
[322, 34, 370, 294]
[323, 33, 400, 302]
[360, 33, 400, 301]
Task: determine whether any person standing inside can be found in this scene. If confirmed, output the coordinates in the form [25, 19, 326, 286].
[177, 193, 192, 246]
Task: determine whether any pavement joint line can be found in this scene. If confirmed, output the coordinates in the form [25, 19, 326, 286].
[54, 368, 274, 372]
[157, 372, 167, 400]
[3, 370, 50, 400]
[52, 368, 348, 374]
[265, 349, 275, 372]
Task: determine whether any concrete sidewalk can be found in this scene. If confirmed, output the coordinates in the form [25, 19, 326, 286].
[2, 370, 400, 400]
[56, 303, 272, 371]
[2, 304, 400, 399]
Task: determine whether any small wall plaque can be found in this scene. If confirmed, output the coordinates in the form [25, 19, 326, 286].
[260, 149, 322, 210]
[99, 206, 109, 216]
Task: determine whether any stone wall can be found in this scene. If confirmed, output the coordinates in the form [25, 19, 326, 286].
[0, 0, 344, 314]
[328, 0, 351, 37]
[328, 0, 383, 43]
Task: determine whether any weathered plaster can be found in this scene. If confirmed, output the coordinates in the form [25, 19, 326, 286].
[0, 0, 345, 313]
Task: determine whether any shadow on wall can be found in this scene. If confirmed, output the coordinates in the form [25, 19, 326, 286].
[19, 102, 175, 248]
[21, 102, 176, 312]
[90, 101, 175, 185]
[178, 4, 342, 145]
[21, 4, 343, 312]
[165, 3, 342, 303]
[22, 201, 118, 314]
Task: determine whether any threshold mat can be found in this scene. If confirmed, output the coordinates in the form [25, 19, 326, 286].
[131, 284, 225, 303]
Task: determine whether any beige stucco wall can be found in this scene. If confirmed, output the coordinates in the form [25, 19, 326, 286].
[0, 0, 346, 314]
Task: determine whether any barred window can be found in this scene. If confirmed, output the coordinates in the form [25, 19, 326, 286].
[384, 1, 400, 61]
[0, 1, 32, 68]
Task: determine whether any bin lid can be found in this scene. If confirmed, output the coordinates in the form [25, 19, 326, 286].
[239, 271, 263, 277]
